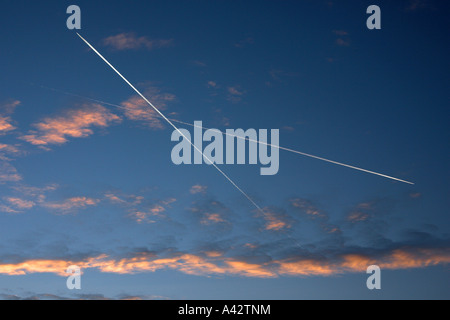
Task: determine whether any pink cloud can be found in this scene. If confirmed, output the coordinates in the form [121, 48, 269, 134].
[42, 197, 99, 213]
[5, 197, 35, 210]
[121, 87, 176, 129]
[190, 185, 208, 195]
[0, 100, 20, 134]
[21, 104, 121, 146]
[102, 33, 173, 51]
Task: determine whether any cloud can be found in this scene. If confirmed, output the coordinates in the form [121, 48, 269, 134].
[0, 292, 169, 300]
[0, 144, 20, 156]
[129, 204, 167, 224]
[0, 100, 20, 134]
[406, 0, 433, 11]
[120, 87, 176, 129]
[207, 81, 218, 88]
[102, 33, 173, 51]
[4, 197, 35, 210]
[200, 213, 226, 225]
[336, 38, 350, 46]
[0, 246, 448, 278]
[234, 37, 255, 48]
[190, 200, 231, 227]
[347, 211, 370, 223]
[346, 202, 375, 223]
[332, 30, 348, 36]
[21, 104, 121, 146]
[0, 161, 22, 183]
[0, 100, 20, 114]
[105, 191, 176, 224]
[227, 86, 245, 103]
[11, 184, 58, 201]
[258, 207, 291, 231]
[410, 192, 422, 199]
[0, 117, 15, 134]
[332, 30, 350, 47]
[191, 60, 207, 67]
[41, 197, 99, 214]
[190, 185, 208, 195]
[291, 198, 325, 218]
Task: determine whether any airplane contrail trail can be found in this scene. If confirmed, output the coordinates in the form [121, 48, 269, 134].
[36, 82, 415, 185]
[76, 32, 265, 213]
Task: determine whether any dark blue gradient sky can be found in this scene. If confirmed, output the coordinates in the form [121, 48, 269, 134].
[0, 0, 449, 299]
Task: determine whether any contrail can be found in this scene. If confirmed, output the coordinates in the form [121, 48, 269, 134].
[36, 83, 414, 185]
[76, 32, 265, 213]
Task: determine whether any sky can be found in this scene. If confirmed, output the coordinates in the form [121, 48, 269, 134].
[0, 0, 449, 300]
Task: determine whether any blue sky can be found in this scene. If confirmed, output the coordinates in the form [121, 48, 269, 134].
[0, 0, 449, 299]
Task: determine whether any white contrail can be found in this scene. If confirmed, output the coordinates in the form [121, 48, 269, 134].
[76, 33, 265, 213]
[37, 82, 414, 185]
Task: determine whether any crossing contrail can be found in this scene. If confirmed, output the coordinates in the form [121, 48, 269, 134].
[36, 82, 414, 185]
[76, 32, 265, 213]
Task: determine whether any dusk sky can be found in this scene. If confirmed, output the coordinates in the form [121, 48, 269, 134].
[0, 0, 449, 300]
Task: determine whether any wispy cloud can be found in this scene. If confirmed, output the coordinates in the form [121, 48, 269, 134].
[105, 191, 176, 224]
[21, 104, 121, 147]
[0, 293, 169, 300]
[120, 86, 176, 129]
[0, 161, 22, 183]
[207, 81, 218, 88]
[190, 185, 208, 195]
[406, 0, 433, 11]
[291, 198, 325, 218]
[190, 200, 231, 227]
[332, 30, 350, 47]
[0, 100, 20, 134]
[227, 86, 245, 103]
[41, 197, 100, 214]
[346, 202, 376, 223]
[200, 213, 226, 225]
[332, 30, 348, 36]
[102, 33, 173, 51]
[234, 37, 255, 48]
[258, 207, 291, 231]
[4, 197, 35, 210]
[0, 144, 20, 155]
[336, 38, 350, 46]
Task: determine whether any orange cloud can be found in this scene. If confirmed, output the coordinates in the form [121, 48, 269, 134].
[21, 104, 121, 146]
[102, 33, 173, 51]
[0, 248, 448, 278]
[0, 259, 71, 276]
[259, 207, 291, 231]
[0, 100, 20, 134]
[127, 197, 176, 224]
[291, 198, 324, 218]
[0, 117, 15, 133]
[277, 248, 450, 276]
[201, 213, 226, 225]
